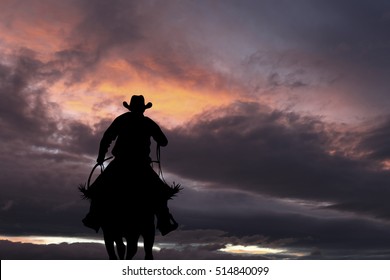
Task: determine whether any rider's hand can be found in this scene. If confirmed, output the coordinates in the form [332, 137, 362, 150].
[97, 155, 104, 165]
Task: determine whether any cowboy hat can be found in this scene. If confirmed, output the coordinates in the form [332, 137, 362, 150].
[123, 95, 152, 112]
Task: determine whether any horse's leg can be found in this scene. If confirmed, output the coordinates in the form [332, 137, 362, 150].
[115, 237, 126, 260]
[142, 217, 155, 260]
[143, 235, 154, 260]
[125, 233, 140, 260]
[107, 223, 125, 259]
[103, 229, 117, 260]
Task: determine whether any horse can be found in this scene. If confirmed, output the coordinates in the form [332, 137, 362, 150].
[80, 159, 181, 260]
[99, 189, 156, 260]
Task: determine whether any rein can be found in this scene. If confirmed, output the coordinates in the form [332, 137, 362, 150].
[87, 156, 113, 188]
[87, 144, 166, 189]
[151, 144, 166, 183]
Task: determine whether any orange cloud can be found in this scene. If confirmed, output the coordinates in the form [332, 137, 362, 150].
[0, 1, 81, 59]
[45, 55, 246, 128]
[0, 0, 255, 129]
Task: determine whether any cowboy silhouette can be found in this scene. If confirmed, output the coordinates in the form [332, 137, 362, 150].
[82, 95, 178, 258]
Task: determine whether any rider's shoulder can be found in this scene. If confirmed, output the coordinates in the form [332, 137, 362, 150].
[143, 115, 153, 122]
[113, 112, 131, 121]
[143, 116, 159, 126]
[116, 112, 157, 125]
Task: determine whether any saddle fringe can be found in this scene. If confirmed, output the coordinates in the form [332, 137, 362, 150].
[78, 181, 183, 200]
[166, 182, 183, 200]
[78, 183, 90, 200]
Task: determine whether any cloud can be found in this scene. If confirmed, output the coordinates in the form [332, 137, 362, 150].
[0, 50, 59, 141]
[72, 0, 142, 51]
[0, 240, 107, 260]
[358, 116, 390, 161]
[0, 50, 105, 237]
[0, 238, 268, 260]
[164, 102, 390, 219]
[4, 215, 390, 260]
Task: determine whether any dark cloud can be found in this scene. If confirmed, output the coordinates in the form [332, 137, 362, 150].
[230, 0, 390, 115]
[0, 47, 107, 160]
[358, 116, 390, 161]
[0, 50, 106, 237]
[0, 50, 59, 142]
[42, 0, 143, 84]
[228, 0, 390, 58]
[50, 48, 102, 85]
[4, 211, 390, 260]
[165, 102, 390, 219]
[60, 0, 245, 92]
[169, 198, 390, 259]
[73, 0, 142, 51]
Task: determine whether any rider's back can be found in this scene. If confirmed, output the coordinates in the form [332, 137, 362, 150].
[108, 112, 167, 162]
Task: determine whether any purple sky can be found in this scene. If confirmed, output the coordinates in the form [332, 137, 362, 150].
[1, 0, 390, 259]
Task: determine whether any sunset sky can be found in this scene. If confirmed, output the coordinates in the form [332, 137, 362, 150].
[2, 0, 390, 260]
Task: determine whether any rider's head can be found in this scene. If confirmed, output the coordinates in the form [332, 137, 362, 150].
[123, 95, 152, 114]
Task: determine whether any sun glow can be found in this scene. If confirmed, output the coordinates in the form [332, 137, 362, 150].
[220, 244, 285, 255]
[380, 160, 390, 171]
[0, 235, 162, 252]
[219, 244, 308, 258]
[0, 235, 104, 245]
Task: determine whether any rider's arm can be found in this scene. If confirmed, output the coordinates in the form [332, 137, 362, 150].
[150, 119, 168, 147]
[97, 117, 121, 163]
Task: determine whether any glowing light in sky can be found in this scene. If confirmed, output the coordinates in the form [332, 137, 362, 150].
[0, 235, 104, 245]
[220, 244, 285, 255]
